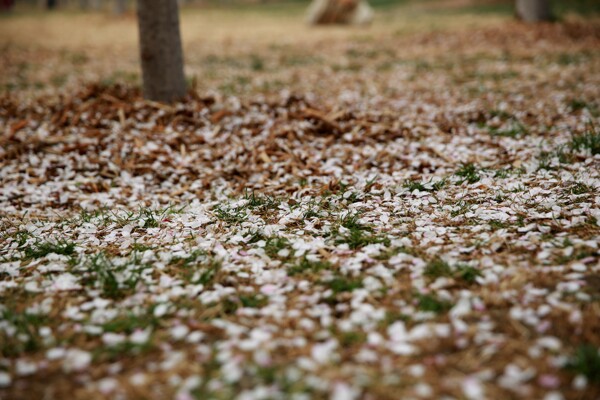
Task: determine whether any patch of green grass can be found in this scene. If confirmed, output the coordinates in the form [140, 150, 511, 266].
[489, 219, 509, 229]
[221, 293, 268, 314]
[0, 230, 32, 261]
[170, 250, 222, 285]
[325, 275, 363, 295]
[93, 340, 153, 362]
[538, 146, 575, 170]
[455, 163, 480, 184]
[553, 0, 600, 17]
[450, 199, 475, 218]
[249, 54, 265, 71]
[0, 307, 47, 357]
[554, 246, 597, 265]
[332, 62, 364, 73]
[374, 246, 414, 261]
[569, 182, 593, 195]
[301, 198, 326, 219]
[455, 264, 482, 284]
[21, 239, 76, 260]
[488, 120, 528, 138]
[494, 166, 525, 179]
[381, 310, 412, 327]
[340, 213, 368, 231]
[511, 185, 526, 194]
[239, 294, 268, 308]
[50, 74, 68, 87]
[102, 312, 158, 334]
[364, 175, 379, 192]
[488, 109, 514, 120]
[337, 228, 390, 250]
[298, 178, 308, 187]
[80, 205, 182, 229]
[540, 125, 600, 169]
[403, 178, 446, 192]
[83, 252, 143, 299]
[423, 259, 481, 284]
[424, 259, 452, 279]
[243, 190, 280, 212]
[338, 330, 367, 347]
[279, 54, 323, 67]
[131, 242, 154, 253]
[264, 236, 292, 259]
[569, 99, 599, 116]
[85, 253, 122, 299]
[245, 230, 266, 245]
[492, 194, 506, 203]
[416, 293, 452, 314]
[333, 214, 390, 250]
[570, 125, 600, 156]
[138, 208, 160, 228]
[194, 259, 222, 286]
[303, 207, 320, 219]
[170, 249, 210, 267]
[213, 203, 248, 224]
[12, 230, 33, 247]
[287, 258, 331, 276]
[67, 51, 89, 65]
[464, 70, 519, 82]
[566, 344, 600, 383]
[79, 208, 111, 225]
[556, 53, 585, 66]
[221, 298, 241, 315]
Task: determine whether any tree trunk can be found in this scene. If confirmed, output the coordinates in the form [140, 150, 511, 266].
[0, 0, 15, 12]
[89, 0, 100, 10]
[137, 0, 186, 103]
[516, 0, 552, 22]
[306, 0, 373, 25]
[114, 0, 126, 15]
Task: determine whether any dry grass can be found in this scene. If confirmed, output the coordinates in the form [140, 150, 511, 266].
[0, 3, 512, 50]
[0, 2, 599, 400]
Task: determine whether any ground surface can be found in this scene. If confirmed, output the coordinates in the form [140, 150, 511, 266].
[1, 2, 600, 399]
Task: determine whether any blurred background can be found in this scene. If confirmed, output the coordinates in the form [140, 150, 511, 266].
[2, 0, 600, 15]
[1, 0, 599, 101]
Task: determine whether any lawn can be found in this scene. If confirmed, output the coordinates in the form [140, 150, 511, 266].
[0, 1, 599, 399]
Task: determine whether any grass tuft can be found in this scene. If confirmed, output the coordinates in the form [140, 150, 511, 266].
[403, 179, 446, 192]
[424, 259, 452, 278]
[570, 125, 600, 156]
[424, 259, 481, 284]
[455, 163, 480, 184]
[416, 293, 452, 314]
[0, 307, 47, 357]
[566, 344, 600, 383]
[22, 239, 76, 260]
[325, 275, 363, 295]
[288, 258, 331, 276]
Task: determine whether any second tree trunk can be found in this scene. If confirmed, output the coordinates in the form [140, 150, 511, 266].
[516, 0, 552, 22]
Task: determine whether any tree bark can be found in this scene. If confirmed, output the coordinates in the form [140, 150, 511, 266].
[0, 0, 15, 12]
[516, 0, 552, 22]
[137, 0, 186, 102]
[114, 0, 126, 15]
